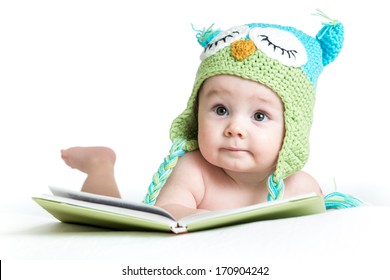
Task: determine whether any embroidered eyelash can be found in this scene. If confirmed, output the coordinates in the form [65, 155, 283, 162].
[206, 31, 240, 50]
[259, 35, 298, 59]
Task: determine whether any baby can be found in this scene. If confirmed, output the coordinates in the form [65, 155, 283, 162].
[61, 16, 345, 219]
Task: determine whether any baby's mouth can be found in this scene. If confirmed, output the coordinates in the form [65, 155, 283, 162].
[224, 147, 248, 152]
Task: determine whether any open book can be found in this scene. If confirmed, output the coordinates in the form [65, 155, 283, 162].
[33, 186, 326, 234]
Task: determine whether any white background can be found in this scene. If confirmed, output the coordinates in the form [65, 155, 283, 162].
[2, 1, 390, 279]
[1, 0, 390, 214]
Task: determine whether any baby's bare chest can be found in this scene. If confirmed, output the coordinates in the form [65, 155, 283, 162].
[197, 170, 268, 211]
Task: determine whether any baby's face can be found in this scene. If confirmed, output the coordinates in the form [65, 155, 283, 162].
[197, 74, 285, 175]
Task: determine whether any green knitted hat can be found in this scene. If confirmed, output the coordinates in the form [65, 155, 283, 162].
[144, 13, 344, 205]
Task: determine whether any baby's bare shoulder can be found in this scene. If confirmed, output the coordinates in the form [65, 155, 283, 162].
[175, 149, 205, 166]
[284, 171, 323, 197]
[170, 150, 208, 178]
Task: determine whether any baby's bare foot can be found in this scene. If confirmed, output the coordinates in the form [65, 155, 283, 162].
[61, 147, 116, 174]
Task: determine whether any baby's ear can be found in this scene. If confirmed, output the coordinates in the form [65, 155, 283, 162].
[314, 10, 344, 66]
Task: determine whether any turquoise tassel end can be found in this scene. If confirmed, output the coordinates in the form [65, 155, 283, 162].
[324, 192, 364, 209]
[192, 23, 220, 48]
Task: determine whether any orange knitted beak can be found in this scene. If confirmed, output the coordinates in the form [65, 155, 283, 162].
[231, 39, 256, 61]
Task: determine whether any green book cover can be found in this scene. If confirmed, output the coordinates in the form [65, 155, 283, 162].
[33, 187, 326, 234]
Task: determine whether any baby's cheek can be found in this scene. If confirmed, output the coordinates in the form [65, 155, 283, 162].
[252, 134, 281, 157]
[198, 133, 219, 163]
[198, 124, 217, 144]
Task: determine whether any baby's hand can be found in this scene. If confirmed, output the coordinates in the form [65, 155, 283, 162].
[159, 204, 209, 220]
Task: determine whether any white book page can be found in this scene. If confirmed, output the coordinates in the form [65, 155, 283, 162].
[179, 192, 318, 224]
[39, 194, 177, 226]
[48, 186, 175, 219]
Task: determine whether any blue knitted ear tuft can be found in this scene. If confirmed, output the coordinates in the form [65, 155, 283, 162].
[313, 10, 344, 66]
[317, 21, 344, 66]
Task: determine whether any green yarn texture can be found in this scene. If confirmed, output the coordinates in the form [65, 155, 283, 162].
[143, 138, 186, 205]
[170, 47, 315, 180]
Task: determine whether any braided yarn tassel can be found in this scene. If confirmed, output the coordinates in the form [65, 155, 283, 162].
[143, 138, 186, 205]
[267, 174, 285, 201]
[267, 173, 363, 210]
[324, 192, 364, 209]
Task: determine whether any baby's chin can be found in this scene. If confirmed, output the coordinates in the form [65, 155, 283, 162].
[215, 161, 261, 174]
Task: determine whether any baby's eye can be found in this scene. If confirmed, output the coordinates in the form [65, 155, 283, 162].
[214, 106, 229, 116]
[253, 112, 268, 122]
[249, 27, 307, 67]
[201, 25, 249, 60]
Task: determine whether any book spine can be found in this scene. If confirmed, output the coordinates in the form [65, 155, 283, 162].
[170, 223, 188, 234]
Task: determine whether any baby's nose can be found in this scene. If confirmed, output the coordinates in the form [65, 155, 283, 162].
[224, 122, 246, 138]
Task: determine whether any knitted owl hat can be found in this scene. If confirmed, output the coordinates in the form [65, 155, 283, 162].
[144, 11, 358, 207]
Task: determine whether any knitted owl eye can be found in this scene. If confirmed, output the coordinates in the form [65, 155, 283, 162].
[201, 25, 249, 60]
[249, 27, 308, 67]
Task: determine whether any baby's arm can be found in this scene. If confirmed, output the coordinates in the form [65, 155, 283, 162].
[154, 151, 209, 220]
